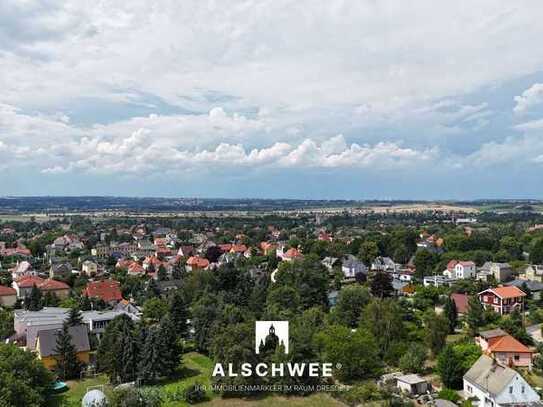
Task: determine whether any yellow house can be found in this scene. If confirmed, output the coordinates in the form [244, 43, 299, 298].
[35, 325, 91, 370]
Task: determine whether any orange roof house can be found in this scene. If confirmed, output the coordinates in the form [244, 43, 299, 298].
[0, 285, 17, 307]
[451, 293, 469, 314]
[187, 256, 210, 270]
[478, 286, 526, 315]
[283, 248, 303, 261]
[230, 244, 248, 254]
[476, 328, 533, 368]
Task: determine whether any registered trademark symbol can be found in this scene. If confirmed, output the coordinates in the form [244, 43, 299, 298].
[335, 363, 342, 369]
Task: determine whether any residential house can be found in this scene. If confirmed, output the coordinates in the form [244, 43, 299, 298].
[260, 242, 276, 256]
[476, 328, 534, 369]
[423, 275, 455, 288]
[177, 245, 194, 257]
[82, 279, 123, 304]
[49, 262, 74, 280]
[9, 261, 36, 281]
[186, 256, 210, 271]
[395, 268, 415, 282]
[341, 255, 367, 279]
[36, 325, 90, 370]
[12, 276, 45, 298]
[478, 262, 514, 283]
[13, 307, 141, 348]
[81, 260, 98, 277]
[396, 374, 431, 395]
[443, 260, 476, 279]
[463, 355, 540, 406]
[478, 286, 526, 315]
[321, 256, 339, 271]
[277, 246, 303, 262]
[37, 279, 71, 299]
[371, 256, 398, 272]
[505, 279, 543, 301]
[451, 293, 469, 315]
[520, 264, 543, 282]
[0, 285, 17, 307]
[13, 276, 70, 299]
[113, 300, 142, 318]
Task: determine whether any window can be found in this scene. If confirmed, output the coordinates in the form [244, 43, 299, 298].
[522, 385, 525, 393]
[514, 355, 520, 361]
[509, 386, 513, 394]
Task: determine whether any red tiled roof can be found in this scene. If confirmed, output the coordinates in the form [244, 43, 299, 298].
[38, 279, 70, 291]
[0, 285, 16, 296]
[16, 276, 45, 288]
[447, 260, 459, 270]
[187, 256, 209, 268]
[451, 293, 469, 314]
[219, 244, 233, 253]
[230, 244, 247, 253]
[284, 248, 303, 258]
[83, 279, 123, 303]
[489, 335, 533, 354]
[482, 286, 527, 299]
[128, 262, 145, 274]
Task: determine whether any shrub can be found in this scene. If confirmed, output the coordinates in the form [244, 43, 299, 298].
[438, 388, 460, 402]
[184, 383, 206, 404]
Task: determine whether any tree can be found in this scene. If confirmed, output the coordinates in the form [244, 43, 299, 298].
[361, 299, 404, 361]
[0, 308, 14, 340]
[414, 250, 438, 279]
[425, 311, 449, 356]
[333, 286, 371, 327]
[138, 325, 167, 384]
[466, 295, 485, 336]
[24, 285, 43, 311]
[158, 314, 183, 375]
[0, 343, 53, 407]
[271, 255, 329, 311]
[143, 297, 168, 322]
[192, 292, 221, 353]
[437, 343, 481, 390]
[168, 290, 189, 338]
[443, 297, 458, 334]
[399, 343, 427, 374]
[369, 271, 393, 298]
[359, 241, 379, 265]
[97, 314, 139, 383]
[157, 265, 168, 281]
[66, 306, 83, 327]
[530, 238, 543, 264]
[54, 323, 81, 380]
[316, 325, 381, 381]
[437, 345, 464, 389]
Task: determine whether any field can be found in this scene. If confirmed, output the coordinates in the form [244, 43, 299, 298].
[48, 352, 346, 407]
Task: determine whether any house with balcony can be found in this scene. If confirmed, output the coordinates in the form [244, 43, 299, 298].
[478, 286, 526, 315]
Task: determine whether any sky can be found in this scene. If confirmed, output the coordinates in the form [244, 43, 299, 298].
[2, 1, 543, 200]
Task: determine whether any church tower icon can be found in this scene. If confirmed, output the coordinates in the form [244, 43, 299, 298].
[255, 321, 289, 354]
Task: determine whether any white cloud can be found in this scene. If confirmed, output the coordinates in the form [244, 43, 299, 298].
[514, 83, 543, 114]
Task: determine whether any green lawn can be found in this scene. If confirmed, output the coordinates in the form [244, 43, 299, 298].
[47, 374, 112, 406]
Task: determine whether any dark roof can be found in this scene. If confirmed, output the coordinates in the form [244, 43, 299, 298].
[37, 325, 90, 357]
[157, 279, 183, 291]
[478, 328, 507, 340]
[505, 279, 543, 292]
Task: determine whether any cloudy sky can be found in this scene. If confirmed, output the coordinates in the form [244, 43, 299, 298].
[2, 1, 543, 199]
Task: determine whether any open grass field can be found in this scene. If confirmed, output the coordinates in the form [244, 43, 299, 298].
[47, 352, 346, 407]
